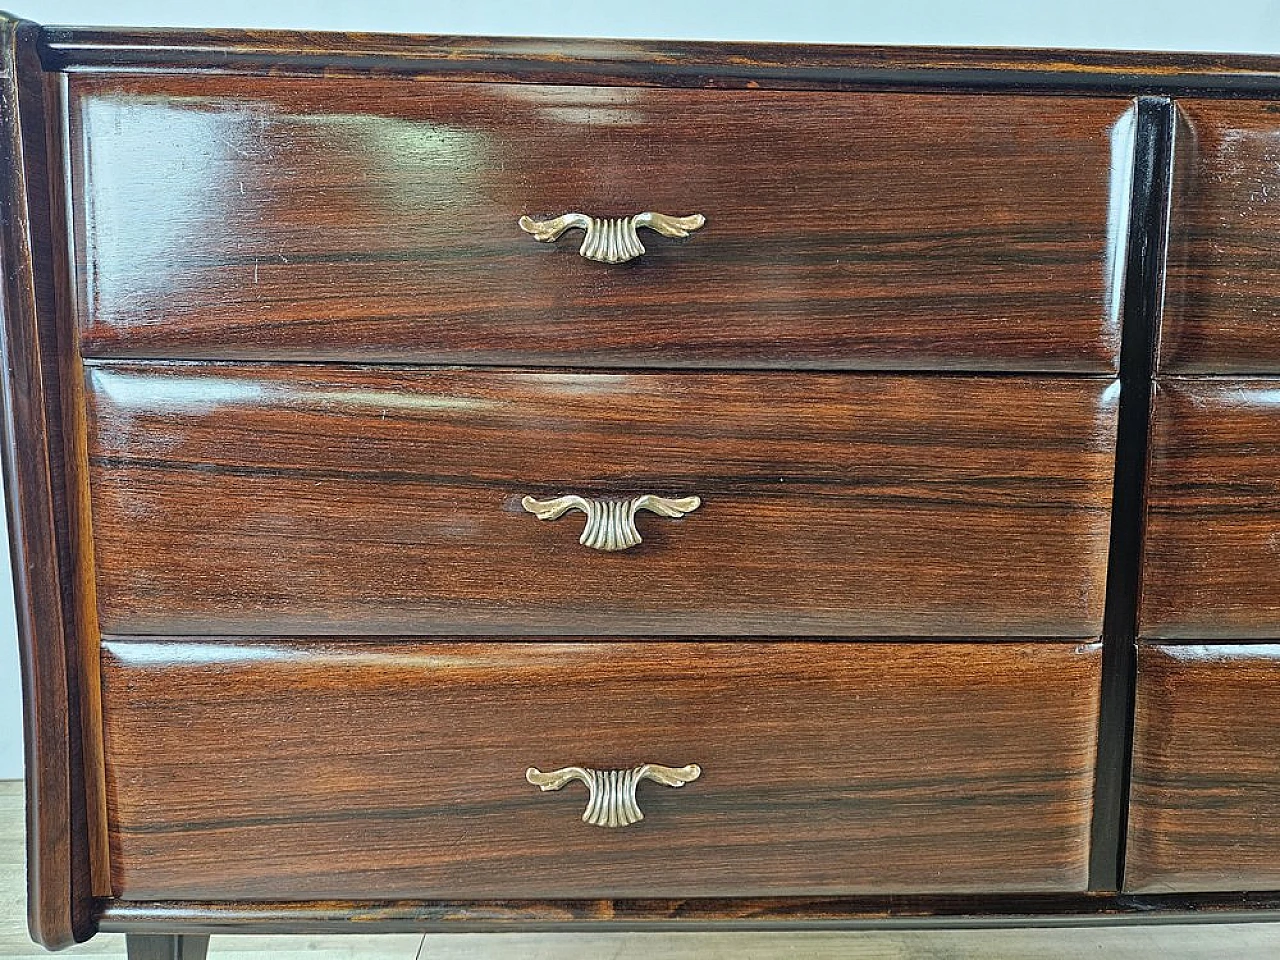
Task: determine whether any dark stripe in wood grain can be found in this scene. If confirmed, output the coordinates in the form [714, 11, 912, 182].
[67, 76, 1129, 372]
[34, 30, 1280, 97]
[1089, 95, 1172, 892]
[99, 639, 1102, 901]
[1127, 644, 1280, 893]
[1160, 100, 1280, 374]
[1140, 380, 1280, 639]
[84, 365, 1119, 638]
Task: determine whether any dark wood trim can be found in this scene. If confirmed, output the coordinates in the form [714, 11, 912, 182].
[0, 12, 91, 950]
[1087, 96, 1174, 892]
[26, 26, 1280, 96]
[96, 893, 1280, 933]
[44, 62, 109, 897]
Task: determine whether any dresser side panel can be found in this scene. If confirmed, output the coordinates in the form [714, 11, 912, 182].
[0, 15, 95, 949]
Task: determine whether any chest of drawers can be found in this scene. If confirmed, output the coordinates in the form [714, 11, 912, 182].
[5, 13, 1280, 955]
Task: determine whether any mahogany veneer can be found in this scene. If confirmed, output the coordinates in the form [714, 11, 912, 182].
[84, 365, 1118, 638]
[5, 10, 1280, 956]
[1127, 645, 1280, 893]
[1141, 380, 1280, 639]
[100, 640, 1101, 900]
[1161, 100, 1280, 374]
[67, 76, 1128, 372]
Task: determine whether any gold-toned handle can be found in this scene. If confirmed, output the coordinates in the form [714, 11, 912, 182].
[526, 763, 702, 828]
[521, 494, 701, 551]
[518, 211, 706, 263]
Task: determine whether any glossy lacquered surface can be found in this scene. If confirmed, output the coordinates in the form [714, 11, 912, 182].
[17, 13, 1280, 946]
[0, 15, 98, 949]
[1140, 380, 1280, 639]
[85, 364, 1119, 637]
[99, 639, 1102, 900]
[1127, 644, 1280, 893]
[68, 75, 1131, 372]
[20, 27, 1280, 99]
[1160, 100, 1280, 373]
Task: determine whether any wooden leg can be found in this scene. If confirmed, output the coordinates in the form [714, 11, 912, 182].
[126, 934, 211, 960]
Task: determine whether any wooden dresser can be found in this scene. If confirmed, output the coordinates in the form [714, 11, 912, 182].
[4, 13, 1280, 956]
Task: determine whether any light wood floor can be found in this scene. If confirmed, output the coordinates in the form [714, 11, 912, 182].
[2, 781, 1278, 958]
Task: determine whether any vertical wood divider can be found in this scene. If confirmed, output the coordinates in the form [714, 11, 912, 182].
[1088, 95, 1175, 892]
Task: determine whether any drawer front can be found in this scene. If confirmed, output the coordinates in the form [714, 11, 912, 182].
[1140, 380, 1280, 639]
[86, 365, 1118, 637]
[1161, 100, 1280, 374]
[1127, 644, 1280, 893]
[69, 75, 1130, 372]
[100, 639, 1101, 900]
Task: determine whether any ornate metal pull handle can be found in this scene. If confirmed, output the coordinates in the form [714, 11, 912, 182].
[518, 211, 706, 264]
[520, 494, 701, 551]
[526, 763, 702, 828]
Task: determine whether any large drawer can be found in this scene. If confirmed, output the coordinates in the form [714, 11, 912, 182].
[68, 75, 1131, 372]
[1160, 100, 1280, 374]
[100, 639, 1102, 900]
[1140, 380, 1280, 639]
[1127, 644, 1280, 893]
[85, 365, 1119, 637]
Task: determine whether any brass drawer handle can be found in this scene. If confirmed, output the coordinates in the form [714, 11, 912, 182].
[517, 211, 706, 264]
[520, 494, 701, 551]
[526, 763, 702, 828]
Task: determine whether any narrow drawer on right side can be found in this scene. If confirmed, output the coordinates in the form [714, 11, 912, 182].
[1141, 379, 1280, 640]
[1127, 643, 1280, 893]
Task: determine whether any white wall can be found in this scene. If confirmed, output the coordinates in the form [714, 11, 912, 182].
[4, 1, 1280, 779]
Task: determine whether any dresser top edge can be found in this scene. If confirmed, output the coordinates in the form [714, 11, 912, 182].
[11, 16, 1280, 95]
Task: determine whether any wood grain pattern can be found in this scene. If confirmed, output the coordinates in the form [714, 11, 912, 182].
[1139, 380, 1280, 639]
[33, 30, 1280, 96]
[1127, 644, 1280, 893]
[20, 13, 1280, 940]
[99, 639, 1102, 900]
[67, 75, 1129, 372]
[89, 892, 1280, 933]
[85, 364, 1119, 638]
[1160, 100, 1280, 373]
[0, 14, 94, 950]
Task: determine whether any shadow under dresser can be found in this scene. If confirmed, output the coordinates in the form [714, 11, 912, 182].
[3, 12, 1280, 956]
